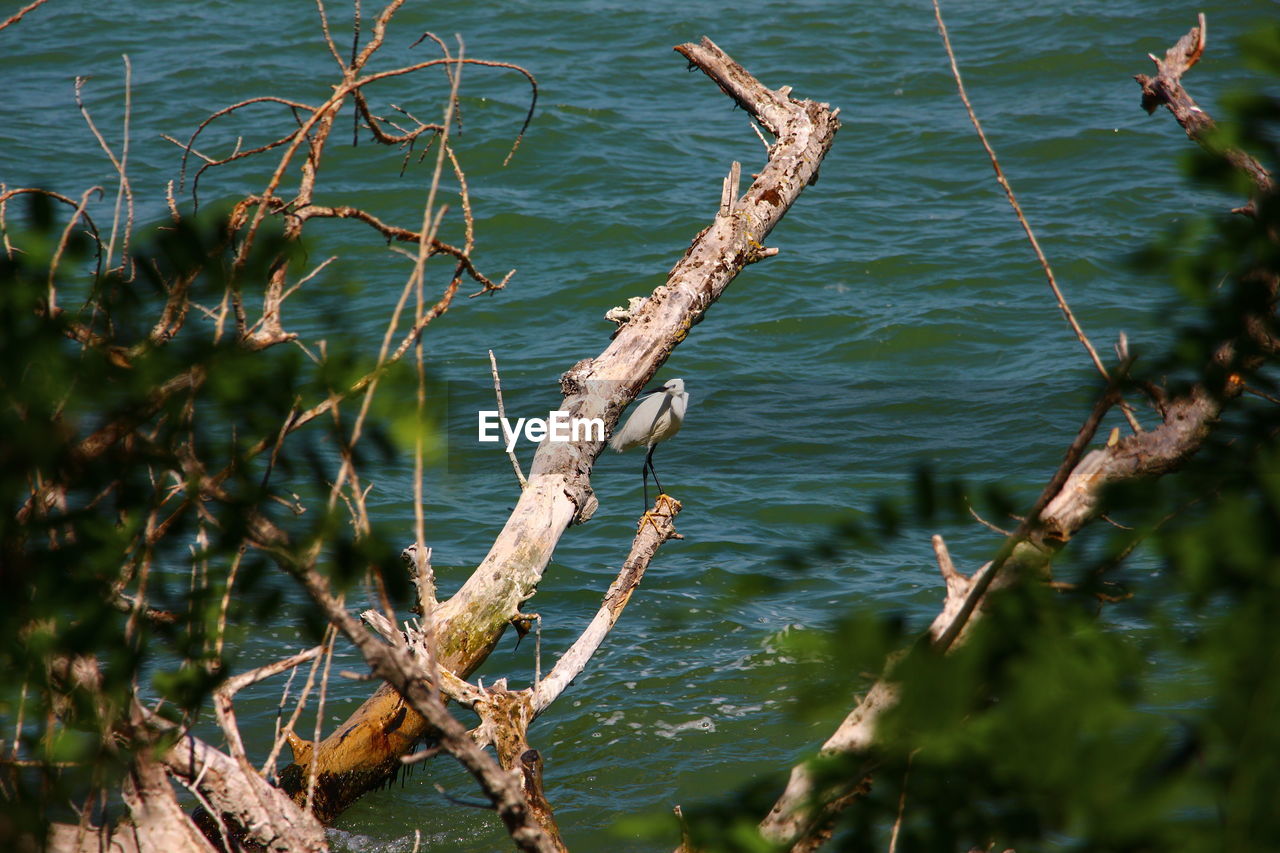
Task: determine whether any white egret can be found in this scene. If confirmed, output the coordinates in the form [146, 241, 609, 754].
[609, 378, 689, 509]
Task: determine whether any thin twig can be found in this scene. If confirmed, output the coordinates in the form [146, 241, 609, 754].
[966, 500, 1012, 536]
[214, 549, 243, 659]
[490, 350, 528, 489]
[260, 645, 325, 778]
[161, 134, 216, 164]
[46, 186, 103, 313]
[931, 0, 1143, 434]
[338, 669, 375, 681]
[1243, 383, 1280, 406]
[305, 626, 337, 814]
[0, 0, 52, 34]
[179, 96, 316, 200]
[313, 0, 346, 71]
[223, 646, 326, 699]
[229, 55, 532, 279]
[1099, 513, 1133, 531]
[0, 187, 106, 274]
[406, 37, 467, 711]
[887, 751, 915, 853]
[447, 143, 475, 255]
[115, 55, 135, 278]
[74, 62, 135, 278]
[936, 385, 1119, 652]
[10, 679, 27, 760]
[433, 783, 496, 811]
[281, 201, 504, 290]
[351, 0, 362, 148]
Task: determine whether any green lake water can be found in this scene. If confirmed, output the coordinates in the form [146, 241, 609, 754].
[2, 1, 1274, 849]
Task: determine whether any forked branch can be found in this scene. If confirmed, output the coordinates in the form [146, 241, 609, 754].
[1135, 14, 1274, 206]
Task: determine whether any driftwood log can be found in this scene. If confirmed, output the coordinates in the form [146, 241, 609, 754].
[752, 17, 1277, 851]
[277, 36, 840, 823]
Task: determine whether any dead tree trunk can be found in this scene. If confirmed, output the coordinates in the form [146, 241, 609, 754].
[279, 36, 840, 823]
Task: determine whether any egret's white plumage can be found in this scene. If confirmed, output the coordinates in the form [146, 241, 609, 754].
[610, 378, 688, 452]
[611, 378, 689, 508]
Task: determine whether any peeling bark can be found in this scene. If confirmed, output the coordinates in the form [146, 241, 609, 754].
[533, 494, 683, 714]
[40, 656, 327, 853]
[482, 692, 565, 853]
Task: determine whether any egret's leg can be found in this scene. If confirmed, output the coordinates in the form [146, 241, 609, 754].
[641, 453, 651, 510]
[646, 445, 665, 497]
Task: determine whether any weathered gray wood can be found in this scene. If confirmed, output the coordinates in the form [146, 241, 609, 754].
[291, 564, 560, 853]
[755, 387, 1230, 848]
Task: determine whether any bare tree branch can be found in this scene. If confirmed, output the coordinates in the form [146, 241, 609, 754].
[287, 556, 558, 853]
[0, 0, 52, 35]
[1135, 14, 1274, 205]
[533, 494, 682, 713]
[284, 34, 840, 822]
[931, 0, 1143, 433]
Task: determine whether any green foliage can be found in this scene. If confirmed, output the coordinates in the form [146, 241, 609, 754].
[0, 196, 425, 838]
